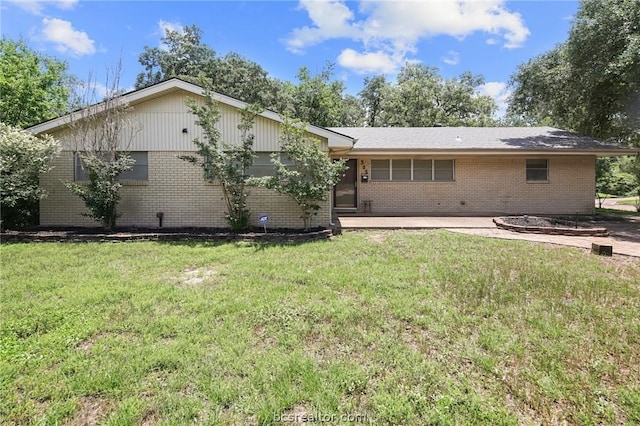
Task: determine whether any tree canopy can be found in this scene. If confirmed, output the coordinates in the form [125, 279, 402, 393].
[134, 25, 498, 129]
[508, 0, 640, 143]
[0, 37, 72, 128]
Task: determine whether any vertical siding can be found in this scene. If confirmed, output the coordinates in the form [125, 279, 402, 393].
[49, 89, 323, 152]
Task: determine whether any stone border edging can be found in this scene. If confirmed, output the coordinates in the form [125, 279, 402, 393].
[493, 217, 609, 237]
[0, 228, 334, 244]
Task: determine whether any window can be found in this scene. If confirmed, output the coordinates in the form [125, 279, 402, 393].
[75, 151, 148, 182]
[434, 160, 454, 181]
[248, 152, 275, 177]
[371, 159, 390, 181]
[370, 159, 454, 182]
[392, 159, 412, 181]
[247, 152, 298, 177]
[526, 159, 548, 182]
[413, 160, 432, 181]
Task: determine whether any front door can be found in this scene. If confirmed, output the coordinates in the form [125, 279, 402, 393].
[334, 159, 357, 208]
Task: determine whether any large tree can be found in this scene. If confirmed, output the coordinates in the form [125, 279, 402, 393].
[359, 75, 389, 127]
[136, 25, 216, 88]
[136, 25, 280, 110]
[0, 37, 71, 128]
[508, 0, 640, 143]
[278, 64, 347, 128]
[371, 64, 497, 127]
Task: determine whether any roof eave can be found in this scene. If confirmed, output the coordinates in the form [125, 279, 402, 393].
[347, 148, 640, 157]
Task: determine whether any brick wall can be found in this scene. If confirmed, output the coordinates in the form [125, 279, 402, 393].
[40, 151, 329, 229]
[355, 156, 595, 215]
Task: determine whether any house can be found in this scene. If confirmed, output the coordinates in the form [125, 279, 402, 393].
[328, 127, 639, 215]
[28, 78, 638, 228]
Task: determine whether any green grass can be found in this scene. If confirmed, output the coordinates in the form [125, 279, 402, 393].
[615, 198, 640, 207]
[595, 208, 640, 216]
[1, 231, 639, 425]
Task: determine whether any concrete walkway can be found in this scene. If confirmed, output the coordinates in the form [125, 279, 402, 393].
[338, 216, 640, 258]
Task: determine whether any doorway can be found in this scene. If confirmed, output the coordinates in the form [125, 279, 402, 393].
[334, 159, 357, 208]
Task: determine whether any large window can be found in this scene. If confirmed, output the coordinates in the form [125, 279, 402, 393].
[370, 159, 454, 182]
[526, 159, 548, 182]
[75, 151, 148, 182]
[247, 152, 297, 177]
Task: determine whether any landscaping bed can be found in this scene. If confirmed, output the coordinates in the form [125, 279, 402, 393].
[0, 226, 333, 243]
[494, 216, 609, 237]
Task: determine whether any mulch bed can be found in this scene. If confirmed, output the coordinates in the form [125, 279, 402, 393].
[0, 226, 334, 243]
[494, 216, 609, 237]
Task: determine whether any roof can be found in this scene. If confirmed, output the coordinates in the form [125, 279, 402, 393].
[329, 126, 639, 157]
[27, 78, 355, 148]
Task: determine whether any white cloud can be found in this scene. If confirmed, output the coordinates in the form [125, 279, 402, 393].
[477, 81, 511, 118]
[41, 17, 95, 56]
[158, 19, 184, 36]
[7, 0, 78, 15]
[286, 0, 530, 74]
[337, 49, 399, 74]
[442, 50, 460, 66]
[286, 0, 359, 53]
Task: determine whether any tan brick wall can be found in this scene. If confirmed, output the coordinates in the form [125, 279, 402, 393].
[354, 156, 595, 215]
[40, 151, 329, 229]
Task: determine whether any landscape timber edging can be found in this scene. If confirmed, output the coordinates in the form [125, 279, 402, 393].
[0, 228, 334, 244]
[493, 217, 609, 237]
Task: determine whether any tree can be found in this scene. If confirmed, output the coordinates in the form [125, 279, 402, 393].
[136, 25, 216, 88]
[135, 25, 281, 111]
[282, 64, 346, 127]
[0, 37, 72, 128]
[375, 64, 497, 127]
[180, 81, 261, 230]
[0, 123, 60, 228]
[260, 119, 347, 231]
[64, 66, 139, 230]
[359, 75, 390, 127]
[508, 0, 640, 143]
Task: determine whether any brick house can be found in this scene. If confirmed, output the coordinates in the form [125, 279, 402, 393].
[28, 78, 638, 228]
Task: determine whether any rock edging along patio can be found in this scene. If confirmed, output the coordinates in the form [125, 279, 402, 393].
[493, 217, 609, 237]
[0, 227, 334, 244]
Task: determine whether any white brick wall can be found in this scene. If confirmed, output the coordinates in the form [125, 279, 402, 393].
[354, 156, 595, 215]
[40, 151, 329, 229]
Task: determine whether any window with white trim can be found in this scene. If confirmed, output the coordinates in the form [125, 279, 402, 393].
[74, 151, 148, 182]
[370, 159, 454, 182]
[526, 159, 548, 182]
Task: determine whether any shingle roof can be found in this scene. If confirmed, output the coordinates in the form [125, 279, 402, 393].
[328, 126, 637, 155]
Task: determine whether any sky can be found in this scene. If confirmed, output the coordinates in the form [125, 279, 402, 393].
[1, 0, 580, 117]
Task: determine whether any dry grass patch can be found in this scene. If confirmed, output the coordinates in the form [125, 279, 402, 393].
[71, 396, 113, 426]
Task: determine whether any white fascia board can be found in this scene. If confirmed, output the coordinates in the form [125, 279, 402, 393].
[348, 148, 640, 157]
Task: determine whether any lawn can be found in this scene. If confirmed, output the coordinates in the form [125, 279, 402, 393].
[615, 198, 639, 207]
[1, 231, 639, 425]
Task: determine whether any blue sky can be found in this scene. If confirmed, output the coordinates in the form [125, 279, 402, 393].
[1, 0, 579, 116]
